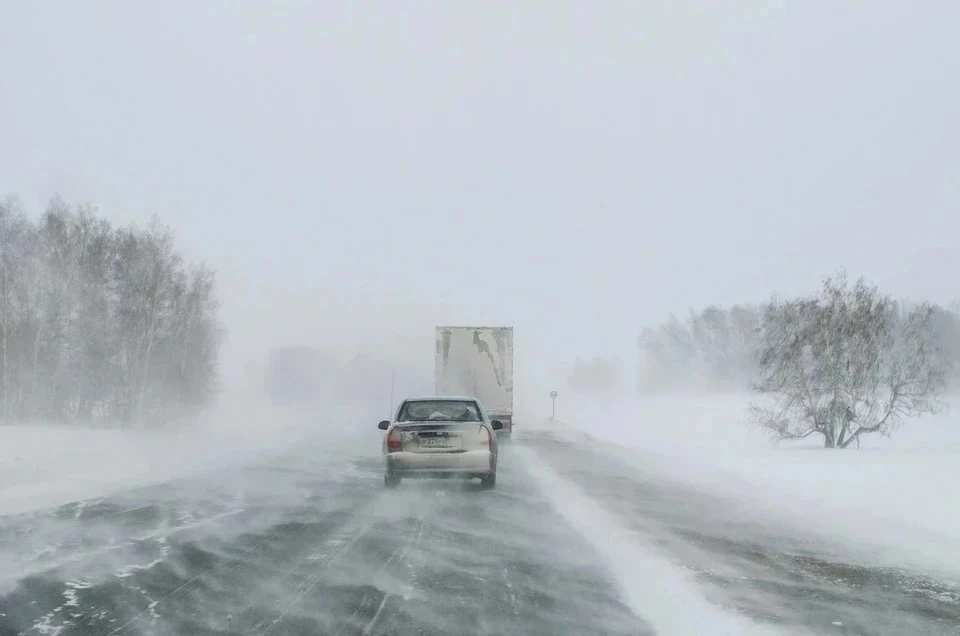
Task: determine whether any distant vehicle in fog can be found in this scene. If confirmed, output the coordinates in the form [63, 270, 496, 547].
[435, 326, 514, 436]
[378, 396, 503, 489]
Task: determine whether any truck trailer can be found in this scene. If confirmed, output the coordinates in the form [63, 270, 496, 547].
[434, 326, 514, 436]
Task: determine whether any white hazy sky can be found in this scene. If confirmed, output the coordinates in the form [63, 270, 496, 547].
[2, 2, 959, 384]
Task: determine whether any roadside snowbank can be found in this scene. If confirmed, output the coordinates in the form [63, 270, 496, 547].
[536, 392, 960, 578]
[0, 390, 372, 517]
[519, 444, 786, 636]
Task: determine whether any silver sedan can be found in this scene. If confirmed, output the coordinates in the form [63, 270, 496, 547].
[378, 396, 504, 488]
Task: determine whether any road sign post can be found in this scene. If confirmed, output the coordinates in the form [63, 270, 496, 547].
[549, 390, 558, 420]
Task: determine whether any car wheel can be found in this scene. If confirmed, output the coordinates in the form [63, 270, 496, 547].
[480, 473, 496, 489]
[384, 473, 401, 488]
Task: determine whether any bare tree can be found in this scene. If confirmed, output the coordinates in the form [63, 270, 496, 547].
[637, 305, 763, 392]
[752, 272, 946, 448]
[0, 196, 220, 427]
[0, 197, 36, 420]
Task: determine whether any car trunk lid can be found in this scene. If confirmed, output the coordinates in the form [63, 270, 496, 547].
[394, 421, 484, 452]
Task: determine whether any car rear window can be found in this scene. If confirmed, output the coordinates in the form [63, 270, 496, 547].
[398, 400, 482, 422]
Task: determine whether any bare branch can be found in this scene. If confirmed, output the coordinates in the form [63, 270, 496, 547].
[750, 271, 945, 448]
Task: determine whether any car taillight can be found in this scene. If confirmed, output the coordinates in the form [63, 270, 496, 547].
[479, 425, 491, 446]
[387, 428, 403, 451]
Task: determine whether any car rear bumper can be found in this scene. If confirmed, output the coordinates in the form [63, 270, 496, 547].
[386, 449, 495, 476]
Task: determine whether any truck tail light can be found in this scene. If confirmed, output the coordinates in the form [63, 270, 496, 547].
[479, 425, 491, 446]
[387, 428, 403, 451]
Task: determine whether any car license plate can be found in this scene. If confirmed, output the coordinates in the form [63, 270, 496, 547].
[420, 436, 455, 448]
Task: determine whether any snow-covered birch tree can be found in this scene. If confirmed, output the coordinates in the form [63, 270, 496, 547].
[0, 196, 220, 427]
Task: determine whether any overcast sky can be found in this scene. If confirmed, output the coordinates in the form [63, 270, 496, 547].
[2, 2, 958, 384]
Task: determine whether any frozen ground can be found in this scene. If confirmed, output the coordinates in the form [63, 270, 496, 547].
[1, 394, 958, 634]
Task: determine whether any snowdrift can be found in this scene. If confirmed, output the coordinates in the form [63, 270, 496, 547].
[530, 392, 960, 579]
[0, 390, 374, 517]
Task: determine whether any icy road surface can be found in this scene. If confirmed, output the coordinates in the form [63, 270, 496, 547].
[1, 431, 958, 636]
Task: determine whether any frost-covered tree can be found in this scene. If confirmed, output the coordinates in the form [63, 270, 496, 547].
[637, 305, 763, 391]
[0, 196, 220, 427]
[751, 272, 946, 448]
[0, 197, 38, 420]
[638, 290, 960, 395]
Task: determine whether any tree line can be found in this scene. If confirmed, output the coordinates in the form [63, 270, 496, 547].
[638, 297, 960, 392]
[638, 272, 959, 447]
[0, 196, 220, 427]
[637, 304, 764, 392]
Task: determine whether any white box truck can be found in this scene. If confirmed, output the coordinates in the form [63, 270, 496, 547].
[435, 326, 514, 436]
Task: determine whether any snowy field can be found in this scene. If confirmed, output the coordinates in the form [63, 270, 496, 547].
[0, 393, 375, 518]
[544, 392, 960, 580]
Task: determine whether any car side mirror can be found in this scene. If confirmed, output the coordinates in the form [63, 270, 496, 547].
[490, 420, 503, 430]
[378, 420, 390, 430]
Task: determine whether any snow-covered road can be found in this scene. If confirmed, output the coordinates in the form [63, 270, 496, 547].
[1, 430, 958, 635]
